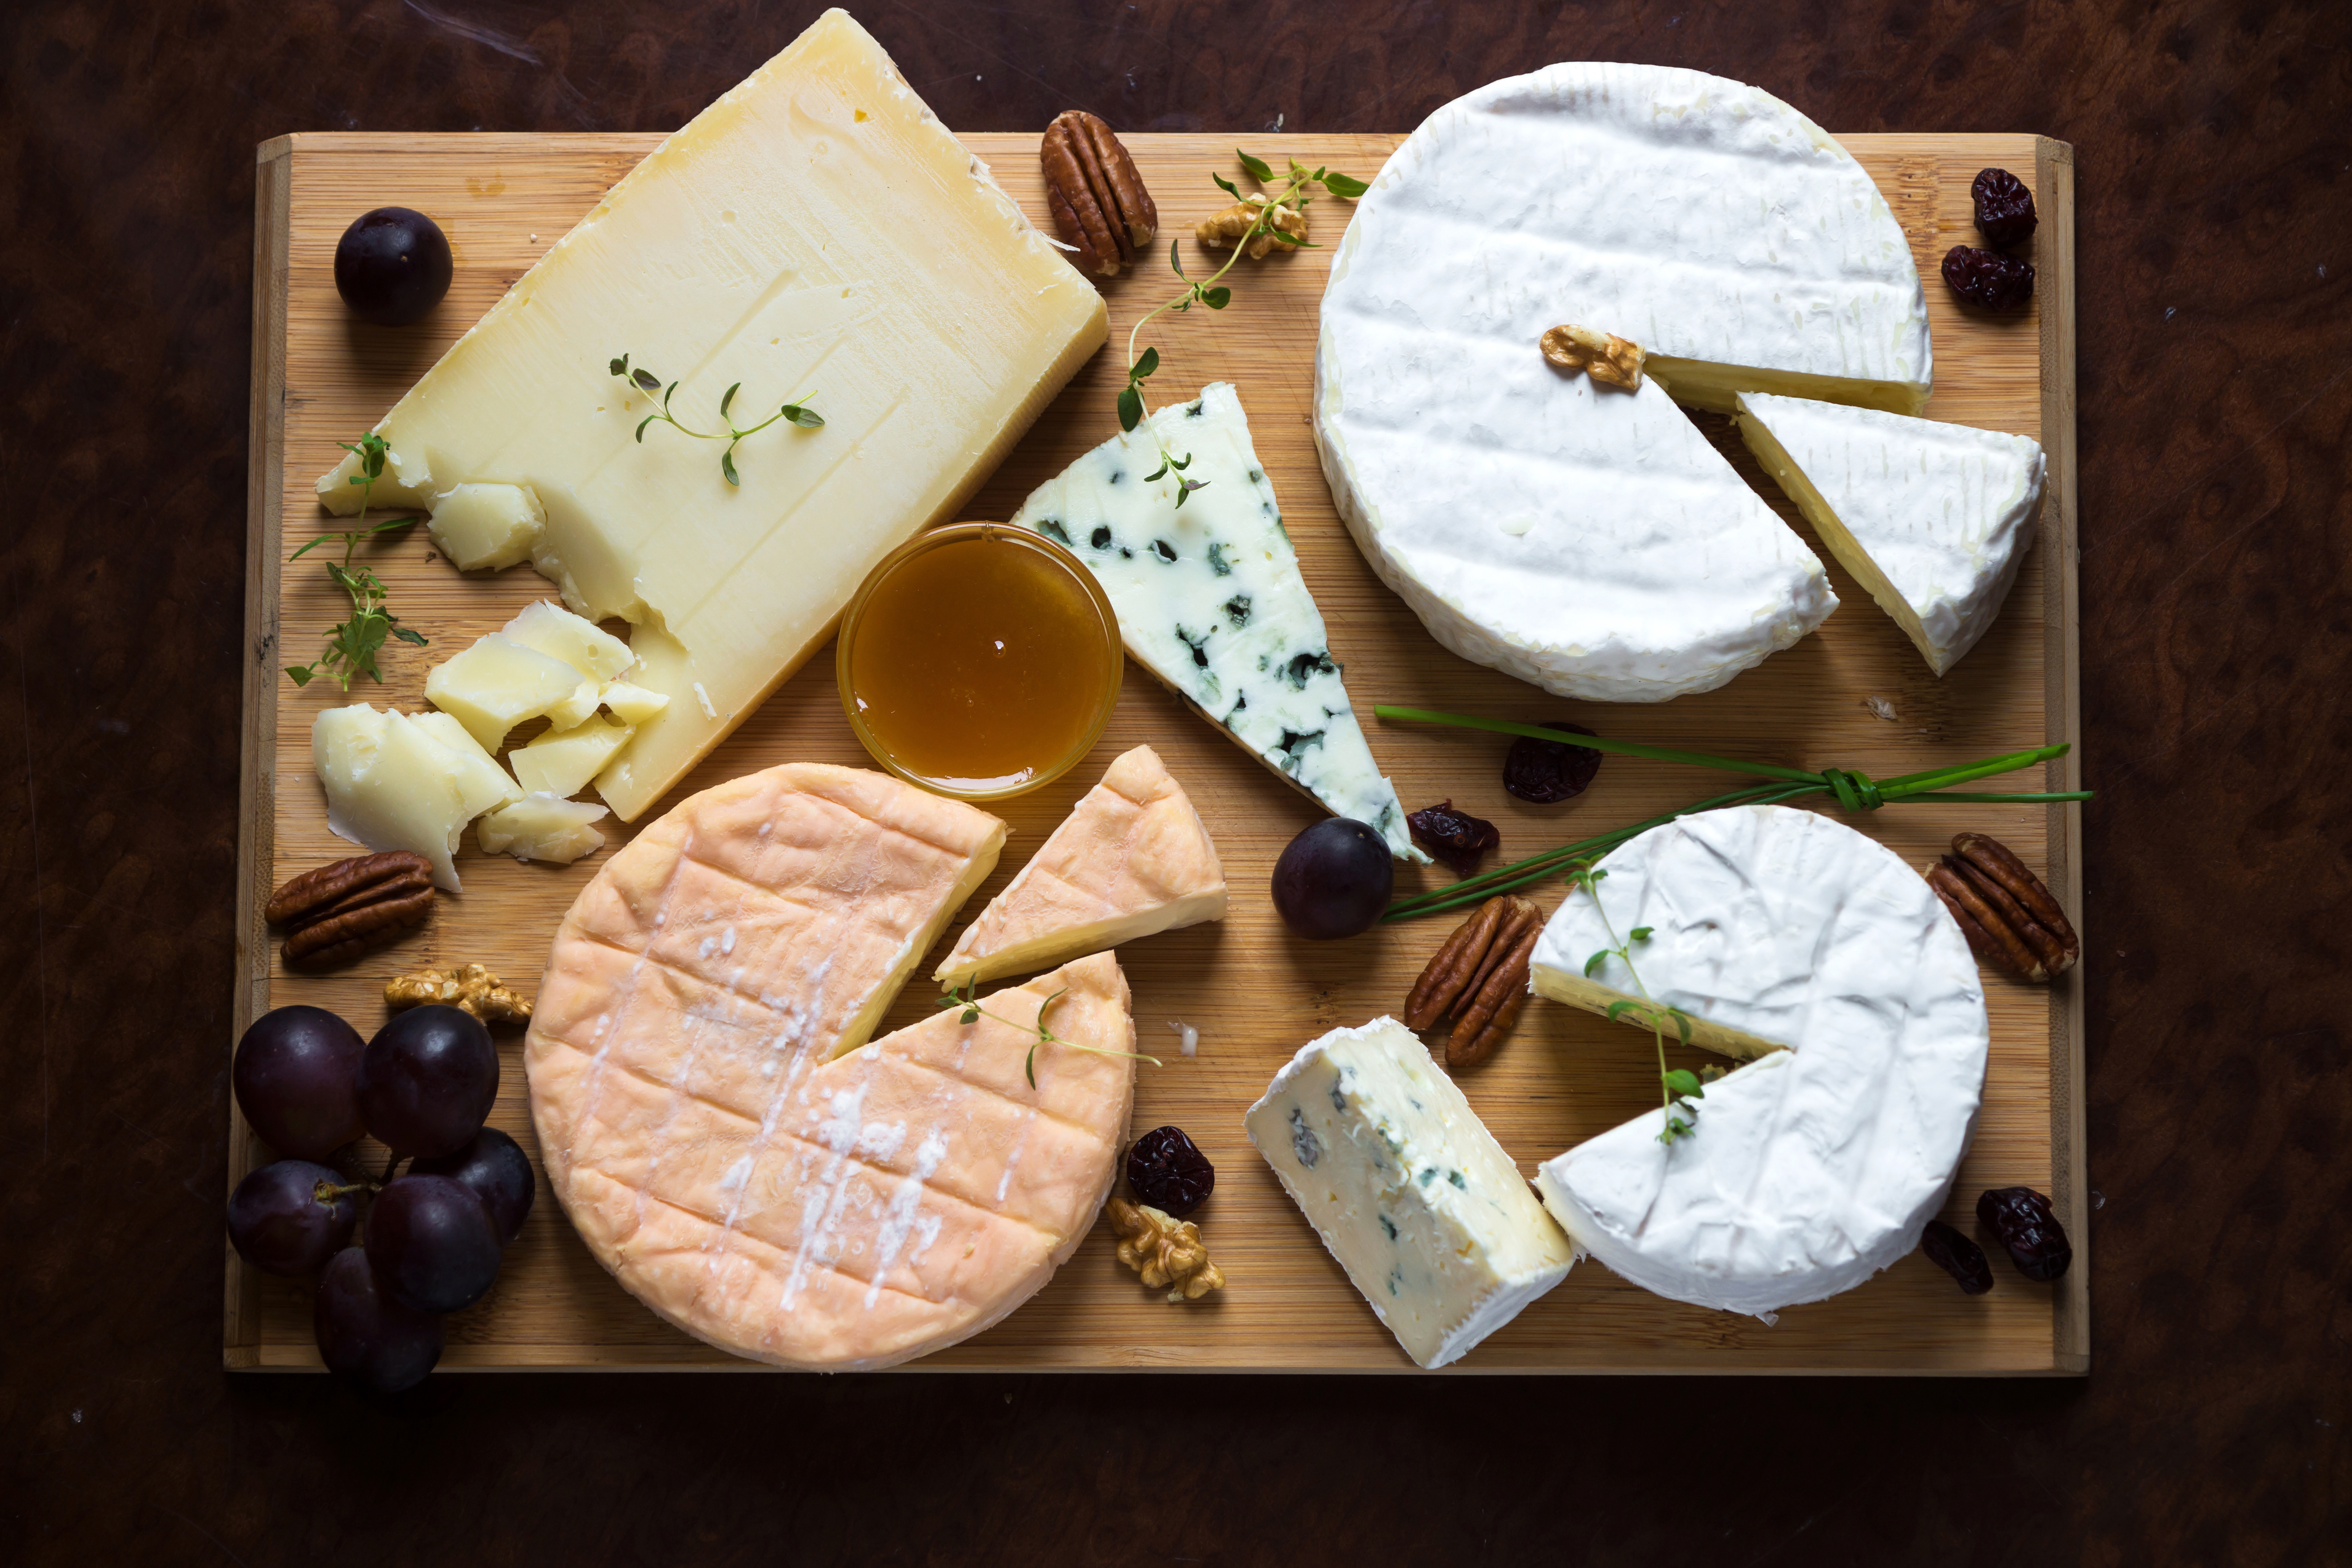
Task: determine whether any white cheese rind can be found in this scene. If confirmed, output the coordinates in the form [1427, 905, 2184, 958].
[1735, 392, 2045, 676]
[1528, 805, 1989, 1316]
[1009, 383, 1422, 860]
[1244, 1018, 1573, 1367]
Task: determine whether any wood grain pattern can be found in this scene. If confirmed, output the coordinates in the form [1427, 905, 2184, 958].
[233, 130, 2079, 1373]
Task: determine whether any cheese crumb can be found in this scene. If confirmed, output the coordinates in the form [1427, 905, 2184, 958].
[1168, 1020, 1198, 1056]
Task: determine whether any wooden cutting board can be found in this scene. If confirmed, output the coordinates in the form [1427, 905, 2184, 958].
[232, 130, 2083, 1373]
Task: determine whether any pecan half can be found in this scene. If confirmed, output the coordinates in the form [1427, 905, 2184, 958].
[1927, 833, 2078, 982]
[1041, 111, 1156, 277]
[267, 851, 436, 968]
[1403, 895, 1544, 1069]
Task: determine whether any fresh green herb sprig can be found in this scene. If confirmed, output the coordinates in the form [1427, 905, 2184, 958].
[1375, 706, 2092, 922]
[1117, 152, 1368, 510]
[1566, 864, 1710, 1143]
[936, 980, 1162, 1089]
[285, 434, 428, 690]
[610, 354, 822, 487]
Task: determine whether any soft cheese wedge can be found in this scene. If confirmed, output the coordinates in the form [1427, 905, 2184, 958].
[1245, 1018, 1574, 1368]
[1009, 383, 1421, 860]
[528, 763, 1148, 1370]
[1736, 393, 2046, 676]
[1529, 805, 1990, 1316]
[934, 745, 1226, 986]
[316, 9, 1107, 821]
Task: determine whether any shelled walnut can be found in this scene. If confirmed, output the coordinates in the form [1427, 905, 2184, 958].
[385, 963, 533, 1026]
[1926, 833, 2079, 982]
[1403, 894, 1544, 1069]
[1107, 1195, 1225, 1302]
[1040, 111, 1156, 277]
[265, 851, 435, 968]
[1540, 323, 1644, 391]
[1196, 194, 1308, 259]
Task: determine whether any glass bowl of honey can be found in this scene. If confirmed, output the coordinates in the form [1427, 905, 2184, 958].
[836, 522, 1123, 800]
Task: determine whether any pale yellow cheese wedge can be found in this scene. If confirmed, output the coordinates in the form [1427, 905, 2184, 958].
[935, 746, 1227, 986]
[527, 763, 1141, 1370]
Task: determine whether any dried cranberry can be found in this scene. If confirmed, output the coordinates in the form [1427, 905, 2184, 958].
[1976, 1187, 2072, 1281]
[1503, 722, 1602, 804]
[1971, 167, 2038, 249]
[1942, 246, 2035, 312]
[1407, 800, 1501, 875]
[1127, 1125, 1214, 1217]
[1920, 1219, 1994, 1294]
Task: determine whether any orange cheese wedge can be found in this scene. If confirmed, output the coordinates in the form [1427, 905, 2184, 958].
[526, 763, 1137, 1370]
[934, 745, 1227, 987]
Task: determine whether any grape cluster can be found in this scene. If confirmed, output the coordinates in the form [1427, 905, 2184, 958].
[228, 1003, 533, 1392]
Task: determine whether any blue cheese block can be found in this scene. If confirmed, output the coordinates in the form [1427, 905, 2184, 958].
[1244, 1017, 1574, 1368]
[1008, 382, 1421, 861]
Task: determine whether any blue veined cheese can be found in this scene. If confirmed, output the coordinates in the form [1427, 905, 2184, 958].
[1244, 1018, 1573, 1368]
[1529, 805, 1991, 1316]
[1008, 382, 1421, 860]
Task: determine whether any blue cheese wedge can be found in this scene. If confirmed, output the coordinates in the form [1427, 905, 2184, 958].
[1244, 1018, 1573, 1368]
[1008, 383, 1421, 860]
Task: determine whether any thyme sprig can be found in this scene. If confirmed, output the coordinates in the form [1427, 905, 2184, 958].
[1567, 864, 1708, 1143]
[936, 980, 1162, 1089]
[1375, 706, 2092, 922]
[285, 434, 428, 690]
[1117, 152, 1368, 509]
[610, 354, 822, 486]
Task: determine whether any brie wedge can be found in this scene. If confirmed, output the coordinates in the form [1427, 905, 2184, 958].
[935, 745, 1225, 986]
[1736, 393, 2045, 675]
[1528, 805, 1989, 1316]
[1009, 383, 1421, 860]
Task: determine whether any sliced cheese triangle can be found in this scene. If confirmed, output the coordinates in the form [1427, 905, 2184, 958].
[1736, 392, 2045, 676]
[935, 745, 1227, 986]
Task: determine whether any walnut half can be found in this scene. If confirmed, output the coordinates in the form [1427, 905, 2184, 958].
[1107, 1196, 1225, 1302]
[1196, 194, 1308, 259]
[1541, 323, 1645, 391]
[386, 963, 533, 1027]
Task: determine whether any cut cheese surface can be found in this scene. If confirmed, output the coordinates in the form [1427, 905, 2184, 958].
[526, 763, 1145, 1370]
[1736, 392, 2045, 676]
[1528, 805, 1989, 1316]
[317, 9, 1107, 822]
[935, 745, 1226, 986]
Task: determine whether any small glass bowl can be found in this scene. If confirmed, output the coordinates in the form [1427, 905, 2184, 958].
[835, 521, 1123, 802]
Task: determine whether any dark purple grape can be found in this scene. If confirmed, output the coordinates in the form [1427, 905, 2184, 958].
[1941, 245, 2035, 312]
[357, 1005, 498, 1158]
[334, 207, 452, 326]
[314, 1247, 443, 1393]
[1976, 1187, 2073, 1281]
[1971, 167, 2038, 248]
[1127, 1126, 1215, 1217]
[227, 1159, 360, 1276]
[412, 1127, 535, 1245]
[234, 1005, 366, 1160]
[1406, 800, 1501, 877]
[366, 1174, 503, 1314]
[1919, 1219, 1994, 1295]
[1503, 722, 1602, 804]
[1271, 818, 1394, 940]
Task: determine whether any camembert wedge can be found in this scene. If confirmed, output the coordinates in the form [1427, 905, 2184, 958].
[935, 745, 1226, 987]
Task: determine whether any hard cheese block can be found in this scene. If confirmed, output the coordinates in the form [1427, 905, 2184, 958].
[935, 744, 1226, 986]
[1736, 392, 2045, 676]
[1245, 1018, 1574, 1368]
[1529, 805, 1990, 1316]
[526, 763, 1144, 1370]
[316, 8, 1107, 821]
[1009, 383, 1421, 860]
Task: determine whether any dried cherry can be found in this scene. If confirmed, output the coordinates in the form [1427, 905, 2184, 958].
[1971, 167, 2038, 248]
[1503, 722, 1602, 804]
[1407, 800, 1501, 875]
[1127, 1125, 1215, 1217]
[1942, 246, 2035, 312]
[1976, 1186, 2073, 1281]
[1920, 1219, 1994, 1295]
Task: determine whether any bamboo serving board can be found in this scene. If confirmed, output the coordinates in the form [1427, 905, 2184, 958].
[233, 131, 2083, 1373]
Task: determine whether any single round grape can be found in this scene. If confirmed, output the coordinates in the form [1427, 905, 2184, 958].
[412, 1127, 535, 1245]
[314, 1247, 443, 1393]
[233, 1005, 366, 1160]
[366, 1173, 504, 1314]
[333, 207, 452, 326]
[356, 1005, 498, 1158]
[1271, 818, 1395, 940]
[227, 1159, 359, 1276]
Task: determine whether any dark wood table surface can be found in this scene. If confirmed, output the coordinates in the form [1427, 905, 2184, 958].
[5, 1, 2347, 1561]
